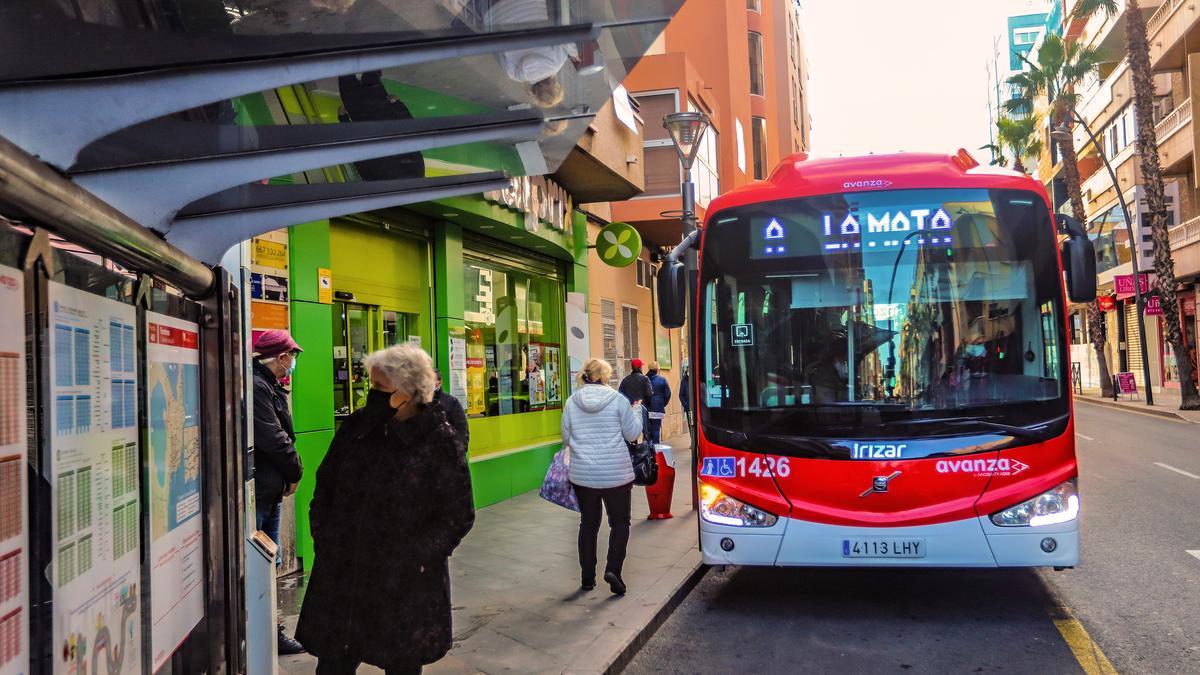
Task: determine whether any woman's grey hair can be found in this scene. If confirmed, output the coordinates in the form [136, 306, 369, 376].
[363, 344, 437, 404]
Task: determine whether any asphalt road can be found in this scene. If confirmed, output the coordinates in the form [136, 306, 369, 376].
[626, 401, 1199, 674]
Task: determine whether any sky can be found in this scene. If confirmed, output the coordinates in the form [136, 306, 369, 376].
[801, 0, 1050, 158]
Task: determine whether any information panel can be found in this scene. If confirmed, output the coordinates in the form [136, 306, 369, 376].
[48, 282, 142, 675]
[144, 313, 203, 671]
[0, 265, 28, 675]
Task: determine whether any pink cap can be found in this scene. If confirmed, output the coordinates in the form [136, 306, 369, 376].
[253, 330, 302, 359]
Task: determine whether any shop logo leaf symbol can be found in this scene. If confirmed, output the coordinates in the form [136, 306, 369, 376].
[602, 229, 633, 261]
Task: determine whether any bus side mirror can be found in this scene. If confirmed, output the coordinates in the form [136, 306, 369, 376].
[657, 261, 687, 328]
[1057, 214, 1096, 303]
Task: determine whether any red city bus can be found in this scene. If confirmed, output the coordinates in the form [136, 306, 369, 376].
[657, 150, 1096, 568]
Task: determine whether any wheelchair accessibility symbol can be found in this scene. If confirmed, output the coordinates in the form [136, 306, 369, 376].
[701, 457, 736, 477]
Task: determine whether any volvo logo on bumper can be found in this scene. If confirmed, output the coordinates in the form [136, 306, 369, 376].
[860, 471, 901, 497]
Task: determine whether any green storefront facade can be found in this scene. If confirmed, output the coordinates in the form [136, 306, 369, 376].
[282, 191, 588, 564]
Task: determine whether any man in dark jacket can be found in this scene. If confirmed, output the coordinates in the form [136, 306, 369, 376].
[433, 370, 469, 452]
[251, 329, 306, 655]
[618, 358, 653, 406]
[645, 362, 672, 445]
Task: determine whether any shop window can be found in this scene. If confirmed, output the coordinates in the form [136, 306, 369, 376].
[748, 32, 765, 97]
[621, 305, 640, 376]
[463, 257, 564, 417]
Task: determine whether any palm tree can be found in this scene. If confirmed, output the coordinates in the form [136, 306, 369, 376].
[995, 116, 1043, 174]
[1072, 0, 1199, 408]
[979, 143, 1007, 167]
[1007, 33, 1115, 397]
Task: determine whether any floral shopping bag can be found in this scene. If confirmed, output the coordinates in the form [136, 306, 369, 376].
[539, 449, 579, 512]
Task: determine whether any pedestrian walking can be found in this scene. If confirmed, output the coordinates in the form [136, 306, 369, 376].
[296, 344, 475, 674]
[433, 370, 469, 451]
[618, 358, 653, 435]
[251, 329, 306, 655]
[645, 362, 672, 445]
[679, 359, 691, 424]
[561, 358, 642, 595]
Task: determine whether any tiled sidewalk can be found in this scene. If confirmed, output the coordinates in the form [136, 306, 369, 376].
[278, 434, 702, 674]
[1075, 389, 1200, 424]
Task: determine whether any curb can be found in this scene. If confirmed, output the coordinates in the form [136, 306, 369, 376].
[603, 560, 709, 675]
[1075, 395, 1192, 422]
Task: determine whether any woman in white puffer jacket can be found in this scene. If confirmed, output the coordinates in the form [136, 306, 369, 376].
[562, 358, 642, 595]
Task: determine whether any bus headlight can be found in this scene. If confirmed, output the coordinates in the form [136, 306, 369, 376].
[700, 484, 778, 527]
[989, 480, 1079, 527]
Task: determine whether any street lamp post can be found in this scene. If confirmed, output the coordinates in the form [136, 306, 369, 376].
[663, 111, 710, 509]
[1051, 118, 1154, 406]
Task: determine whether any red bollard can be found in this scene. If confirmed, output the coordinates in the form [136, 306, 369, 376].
[645, 445, 676, 519]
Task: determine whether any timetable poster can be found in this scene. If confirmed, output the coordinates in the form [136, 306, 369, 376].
[0, 265, 28, 675]
[144, 313, 203, 671]
[48, 282, 142, 675]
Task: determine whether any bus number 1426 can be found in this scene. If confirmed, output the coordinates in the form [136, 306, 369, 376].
[736, 456, 791, 478]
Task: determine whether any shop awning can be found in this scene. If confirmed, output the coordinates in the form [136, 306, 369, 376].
[0, 0, 681, 289]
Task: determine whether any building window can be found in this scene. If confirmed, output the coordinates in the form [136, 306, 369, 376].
[636, 91, 681, 197]
[688, 99, 720, 207]
[748, 32, 765, 97]
[1101, 105, 1136, 159]
[635, 258, 652, 289]
[751, 116, 768, 180]
[463, 256, 564, 417]
[747, 0, 761, 11]
[621, 305, 640, 378]
[1012, 29, 1039, 46]
[601, 299, 620, 383]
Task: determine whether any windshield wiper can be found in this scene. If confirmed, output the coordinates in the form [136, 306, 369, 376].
[884, 413, 1069, 440]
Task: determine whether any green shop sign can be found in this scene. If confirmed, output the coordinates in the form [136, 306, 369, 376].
[595, 222, 641, 268]
[484, 176, 574, 236]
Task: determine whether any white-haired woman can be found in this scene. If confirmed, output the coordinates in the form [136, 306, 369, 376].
[297, 344, 474, 674]
[562, 358, 642, 595]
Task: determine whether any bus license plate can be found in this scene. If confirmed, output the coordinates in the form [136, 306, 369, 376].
[842, 538, 925, 558]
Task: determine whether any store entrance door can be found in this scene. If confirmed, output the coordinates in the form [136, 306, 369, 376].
[332, 302, 419, 419]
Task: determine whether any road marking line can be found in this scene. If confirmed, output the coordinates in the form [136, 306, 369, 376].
[1187, 550, 1200, 562]
[1153, 462, 1200, 479]
[1050, 606, 1119, 675]
[1075, 433, 1095, 441]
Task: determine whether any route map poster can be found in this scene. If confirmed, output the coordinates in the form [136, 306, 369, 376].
[0, 265, 28, 675]
[48, 282, 142, 675]
[144, 313, 203, 671]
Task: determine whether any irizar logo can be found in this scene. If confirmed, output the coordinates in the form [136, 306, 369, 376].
[851, 443, 907, 460]
[843, 179, 893, 190]
[935, 457, 1030, 477]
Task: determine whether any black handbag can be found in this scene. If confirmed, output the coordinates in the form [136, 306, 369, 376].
[627, 437, 659, 486]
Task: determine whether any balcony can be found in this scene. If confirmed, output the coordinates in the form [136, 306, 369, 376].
[553, 90, 646, 203]
[1168, 214, 1200, 278]
[1155, 98, 1193, 174]
[1149, 0, 1200, 71]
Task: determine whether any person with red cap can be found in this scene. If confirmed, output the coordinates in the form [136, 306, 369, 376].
[251, 329, 306, 655]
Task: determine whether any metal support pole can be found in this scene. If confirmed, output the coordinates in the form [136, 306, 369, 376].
[1071, 113, 1154, 405]
[681, 168, 699, 510]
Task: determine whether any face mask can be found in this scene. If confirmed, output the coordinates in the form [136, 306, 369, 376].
[364, 388, 398, 421]
[965, 344, 986, 359]
[285, 355, 297, 376]
[834, 361, 848, 380]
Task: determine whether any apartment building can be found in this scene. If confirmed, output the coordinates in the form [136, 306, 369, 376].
[580, 0, 813, 441]
[1054, 0, 1200, 393]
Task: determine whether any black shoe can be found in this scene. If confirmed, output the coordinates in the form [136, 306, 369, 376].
[277, 626, 305, 655]
[582, 581, 595, 591]
[604, 571, 626, 596]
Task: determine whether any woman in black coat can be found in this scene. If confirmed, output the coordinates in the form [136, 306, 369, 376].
[296, 344, 474, 674]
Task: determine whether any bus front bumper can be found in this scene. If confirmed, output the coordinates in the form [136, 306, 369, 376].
[700, 515, 1079, 568]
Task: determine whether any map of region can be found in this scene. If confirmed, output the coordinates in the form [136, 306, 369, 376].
[147, 362, 200, 540]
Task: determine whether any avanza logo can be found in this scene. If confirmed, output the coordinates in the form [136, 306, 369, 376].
[842, 179, 893, 190]
[935, 458, 1029, 477]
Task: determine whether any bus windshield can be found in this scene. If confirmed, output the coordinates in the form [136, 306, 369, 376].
[700, 187, 1068, 440]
